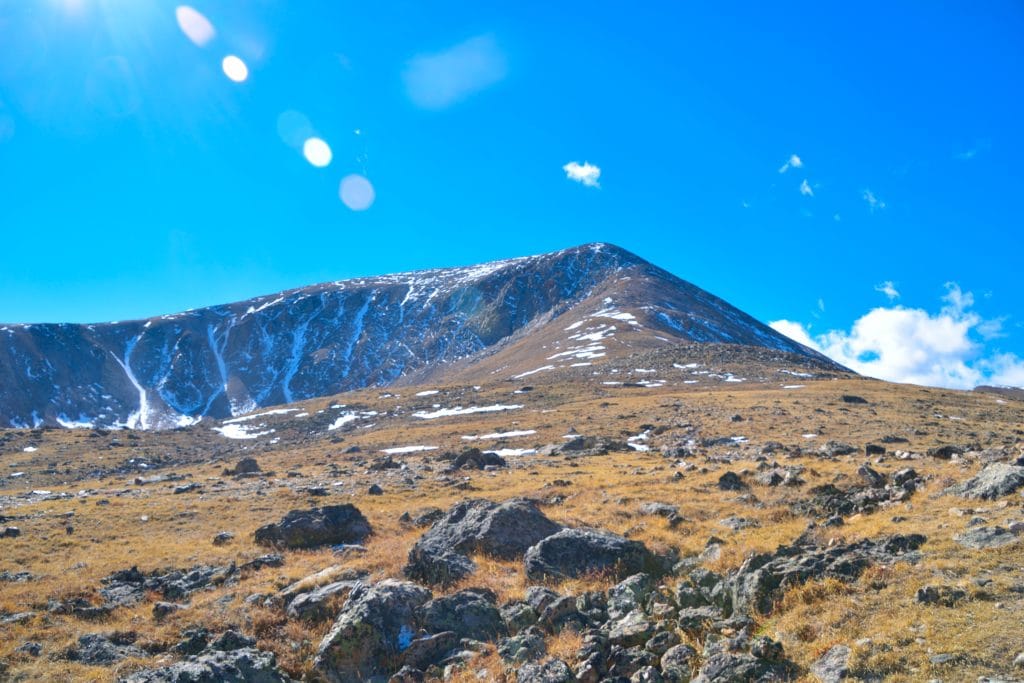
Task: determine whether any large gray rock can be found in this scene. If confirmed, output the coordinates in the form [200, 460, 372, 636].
[524, 528, 659, 581]
[66, 633, 145, 665]
[311, 579, 432, 682]
[419, 588, 506, 640]
[400, 631, 459, 671]
[254, 505, 371, 550]
[498, 626, 547, 663]
[692, 636, 791, 683]
[661, 643, 698, 682]
[609, 610, 657, 648]
[607, 573, 654, 621]
[517, 658, 575, 683]
[124, 648, 292, 682]
[946, 463, 1024, 500]
[728, 534, 926, 616]
[286, 581, 360, 622]
[404, 499, 562, 585]
[954, 525, 1019, 549]
[811, 644, 850, 682]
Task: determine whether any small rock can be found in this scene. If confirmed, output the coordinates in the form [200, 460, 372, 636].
[212, 531, 235, 546]
[717, 472, 747, 491]
[811, 644, 851, 683]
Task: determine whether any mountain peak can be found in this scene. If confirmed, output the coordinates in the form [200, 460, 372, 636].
[0, 245, 841, 429]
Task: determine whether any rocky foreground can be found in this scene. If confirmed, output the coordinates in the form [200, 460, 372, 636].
[1, 374, 1023, 681]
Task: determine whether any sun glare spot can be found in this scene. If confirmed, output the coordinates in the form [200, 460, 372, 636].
[175, 6, 216, 47]
[339, 174, 375, 211]
[302, 137, 332, 167]
[221, 55, 248, 83]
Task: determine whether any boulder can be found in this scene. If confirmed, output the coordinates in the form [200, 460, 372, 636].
[524, 528, 660, 581]
[404, 499, 562, 585]
[498, 626, 547, 663]
[400, 631, 460, 670]
[225, 457, 261, 476]
[638, 502, 679, 517]
[609, 610, 657, 648]
[123, 647, 291, 682]
[811, 644, 850, 683]
[66, 633, 145, 665]
[693, 636, 791, 682]
[660, 643, 697, 682]
[954, 525, 1018, 550]
[717, 472, 746, 491]
[728, 534, 926, 616]
[445, 448, 508, 470]
[419, 588, 505, 640]
[311, 579, 432, 682]
[517, 658, 575, 683]
[287, 581, 360, 622]
[945, 463, 1024, 500]
[607, 573, 654, 621]
[254, 505, 371, 550]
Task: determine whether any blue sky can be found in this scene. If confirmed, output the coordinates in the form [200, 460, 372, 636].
[1, 1, 1022, 388]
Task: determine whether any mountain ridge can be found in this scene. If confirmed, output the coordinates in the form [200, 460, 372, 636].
[0, 243, 840, 429]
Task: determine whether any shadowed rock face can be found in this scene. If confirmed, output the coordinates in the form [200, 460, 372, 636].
[0, 243, 838, 429]
[523, 528, 661, 581]
[254, 505, 372, 550]
[404, 498, 562, 585]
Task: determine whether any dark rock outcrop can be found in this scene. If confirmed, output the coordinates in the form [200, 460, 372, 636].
[524, 528, 661, 581]
[123, 647, 292, 682]
[254, 505, 371, 550]
[404, 499, 562, 585]
[312, 580, 432, 682]
[945, 463, 1024, 500]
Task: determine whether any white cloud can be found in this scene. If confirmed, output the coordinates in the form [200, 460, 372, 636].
[403, 34, 507, 110]
[770, 283, 1024, 390]
[817, 298, 825, 312]
[563, 161, 601, 188]
[863, 189, 886, 212]
[778, 154, 803, 173]
[875, 280, 900, 300]
[799, 179, 814, 197]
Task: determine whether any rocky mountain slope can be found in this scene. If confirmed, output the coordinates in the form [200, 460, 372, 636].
[0, 243, 838, 429]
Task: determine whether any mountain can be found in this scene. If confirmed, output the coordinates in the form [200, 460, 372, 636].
[0, 243, 841, 429]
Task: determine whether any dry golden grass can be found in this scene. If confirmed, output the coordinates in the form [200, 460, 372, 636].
[0, 375, 1021, 680]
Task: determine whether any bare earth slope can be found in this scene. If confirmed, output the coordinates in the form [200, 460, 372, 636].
[0, 243, 837, 429]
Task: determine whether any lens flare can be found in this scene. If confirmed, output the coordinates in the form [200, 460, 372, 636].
[175, 6, 216, 47]
[221, 55, 248, 83]
[276, 110, 314, 149]
[339, 174, 375, 211]
[302, 137, 332, 167]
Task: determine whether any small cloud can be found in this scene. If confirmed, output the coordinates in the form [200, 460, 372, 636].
[863, 189, 886, 212]
[817, 298, 826, 312]
[833, 213, 841, 222]
[875, 281, 900, 301]
[954, 139, 990, 161]
[941, 281, 974, 317]
[741, 200, 750, 209]
[403, 34, 507, 110]
[977, 318, 1006, 340]
[799, 179, 814, 197]
[563, 161, 601, 188]
[778, 154, 803, 173]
